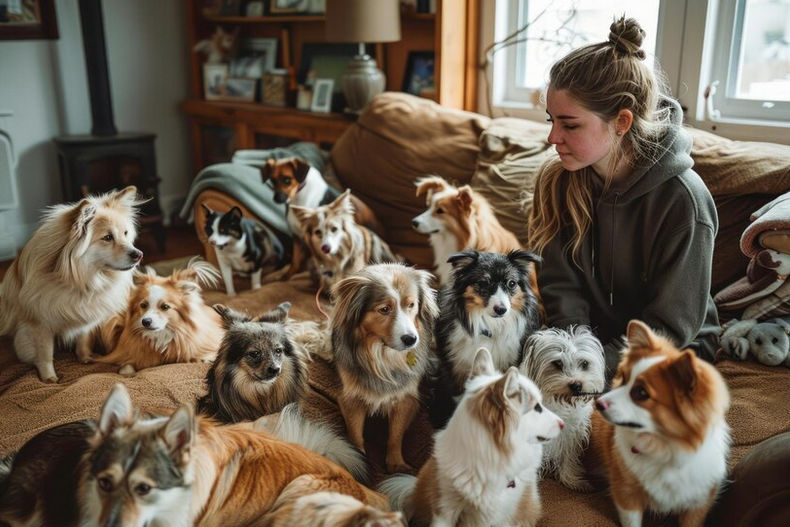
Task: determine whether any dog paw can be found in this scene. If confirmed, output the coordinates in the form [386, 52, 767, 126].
[78, 355, 94, 364]
[40, 375, 59, 384]
[119, 364, 136, 376]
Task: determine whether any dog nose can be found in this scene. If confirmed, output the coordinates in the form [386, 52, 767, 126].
[493, 304, 507, 316]
[411, 219, 420, 228]
[129, 249, 143, 262]
[401, 334, 417, 347]
[595, 398, 610, 412]
[320, 244, 331, 254]
[273, 193, 287, 204]
[267, 366, 281, 377]
[569, 381, 583, 395]
[141, 318, 152, 328]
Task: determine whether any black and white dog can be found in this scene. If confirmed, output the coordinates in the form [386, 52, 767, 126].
[202, 204, 285, 296]
[431, 249, 543, 424]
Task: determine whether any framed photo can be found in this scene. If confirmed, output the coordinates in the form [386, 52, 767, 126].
[268, 0, 309, 14]
[203, 63, 229, 101]
[310, 79, 334, 113]
[222, 78, 257, 102]
[402, 51, 435, 96]
[245, 1, 265, 16]
[262, 69, 289, 107]
[231, 38, 278, 77]
[298, 43, 372, 112]
[0, 0, 58, 40]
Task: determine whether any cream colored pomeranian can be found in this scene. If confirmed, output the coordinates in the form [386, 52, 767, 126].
[0, 186, 144, 382]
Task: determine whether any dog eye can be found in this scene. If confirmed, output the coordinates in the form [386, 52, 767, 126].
[282, 177, 291, 185]
[141, 301, 149, 309]
[135, 483, 152, 496]
[507, 279, 517, 289]
[274, 347, 283, 355]
[435, 207, 444, 214]
[408, 302, 416, 309]
[580, 360, 589, 370]
[630, 385, 650, 402]
[161, 304, 171, 311]
[331, 227, 338, 233]
[378, 306, 390, 315]
[552, 360, 563, 370]
[533, 403, 543, 413]
[97, 477, 113, 492]
[248, 350, 261, 359]
[102, 234, 113, 242]
[315, 229, 322, 236]
[124, 230, 128, 236]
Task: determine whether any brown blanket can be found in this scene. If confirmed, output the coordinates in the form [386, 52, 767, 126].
[1, 273, 789, 526]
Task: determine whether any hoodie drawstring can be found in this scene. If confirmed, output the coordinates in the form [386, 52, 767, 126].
[610, 192, 620, 306]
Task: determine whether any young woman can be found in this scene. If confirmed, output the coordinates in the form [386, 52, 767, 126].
[528, 16, 720, 377]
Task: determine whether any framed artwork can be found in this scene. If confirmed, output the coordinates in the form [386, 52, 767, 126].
[268, 0, 309, 14]
[222, 78, 258, 102]
[203, 63, 230, 101]
[402, 51, 435, 96]
[0, 0, 58, 40]
[232, 38, 278, 77]
[310, 79, 334, 113]
[298, 43, 372, 112]
[262, 69, 289, 107]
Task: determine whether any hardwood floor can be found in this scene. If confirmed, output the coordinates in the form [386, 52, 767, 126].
[0, 225, 206, 282]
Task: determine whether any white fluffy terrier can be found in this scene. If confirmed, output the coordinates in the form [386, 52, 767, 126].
[520, 326, 605, 491]
[379, 348, 564, 527]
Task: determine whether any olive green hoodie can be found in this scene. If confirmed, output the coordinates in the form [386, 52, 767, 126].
[537, 98, 720, 368]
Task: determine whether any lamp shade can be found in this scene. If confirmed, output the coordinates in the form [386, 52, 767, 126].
[325, 0, 401, 43]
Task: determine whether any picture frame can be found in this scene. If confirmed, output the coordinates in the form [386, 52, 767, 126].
[310, 79, 334, 113]
[203, 63, 230, 101]
[232, 38, 278, 77]
[0, 0, 58, 40]
[262, 69, 289, 107]
[222, 78, 258, 102]
[402, 51, 435, 96]
[268, 0, 309, 14]
[245, 1, 265, 16]
[298, 43, 372, 112]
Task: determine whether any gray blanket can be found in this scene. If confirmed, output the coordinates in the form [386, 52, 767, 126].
[178, 142, 328, 235]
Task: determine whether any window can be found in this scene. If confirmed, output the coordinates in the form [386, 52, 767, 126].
[484, 0, 790, 140]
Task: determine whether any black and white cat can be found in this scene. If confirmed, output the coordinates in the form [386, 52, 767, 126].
[202, 205, 285, 296]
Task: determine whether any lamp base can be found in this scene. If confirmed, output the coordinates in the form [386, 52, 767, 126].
[342, 54, 386, 115]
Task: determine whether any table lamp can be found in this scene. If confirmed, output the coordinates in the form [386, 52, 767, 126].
[325, 0, 401, 115]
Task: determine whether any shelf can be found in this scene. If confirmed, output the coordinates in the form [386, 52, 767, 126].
[180, 99, 350, 122]
[202, 15, 325, 23]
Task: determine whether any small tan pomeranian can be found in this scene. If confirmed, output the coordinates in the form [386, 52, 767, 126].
[94, 258, 222, 375]
[0, 186, 144, 382]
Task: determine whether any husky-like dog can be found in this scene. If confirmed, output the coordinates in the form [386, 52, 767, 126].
[291, 190, 400, 293]
[331, 263, 439, 473]
[196, 303, 310, 422]
[0, 384, 386, 527]
[202, 205, 285, 296]
[94, 258, 222, 375]
[379, 348, 564, 527]
[520, 326, 605, 491]
[0, 186, 144, 382]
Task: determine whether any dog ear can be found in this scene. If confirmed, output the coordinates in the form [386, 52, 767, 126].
[258, 302, 291, 323]
[471, 347, 495, 377]
[99, 384, 135, 436]
[161, 405, 195, 464]
[501, 367, 525, 404]
[626, 320, 660, 351]
[507, 249, 542, 273]
[229, 206, 243, 220]
[414, 268, 439, 324]
[260, 158, 276, 183]
[291, 159, 312, 183]
[330, 274, 373, 354]
[72, 200, 97, 239]
[415, 175, 448, 203]
[668, 350, 698, 396]
[330, 189, 355, 216]
[213, 304, 253, 328]
[456, 186, 474, 213]
[447, 249, 479, 277]
[289, 205, 313, 227]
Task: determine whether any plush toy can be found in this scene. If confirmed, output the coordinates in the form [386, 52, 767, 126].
[721, 317, 790, 367]
[193, 26, 240, 64]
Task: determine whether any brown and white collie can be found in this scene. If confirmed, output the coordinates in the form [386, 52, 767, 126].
[412, 175, 524, 286]
[330, 263, 439, 474]
[0, 186, 144, 383]
[291, 190, 400, 293]
[591, 320, 731, 527]
[94, 258, 222, 375]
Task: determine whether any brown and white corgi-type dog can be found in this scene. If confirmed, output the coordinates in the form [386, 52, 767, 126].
[291, 190, 400, 293]
[94, 258, 222, 375]
[379, 348, 564, 527]
[591, 320, 731, 527]
[0, 384, 389, 527]
[412, 175, 525, 286]
[331, 263, 439, 474]
[0, 186, 144, 382]
[260, 158, 383, 280]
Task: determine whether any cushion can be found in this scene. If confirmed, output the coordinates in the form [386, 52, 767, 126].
[470, 117, 553, 246]
[331, 92, 490, 268]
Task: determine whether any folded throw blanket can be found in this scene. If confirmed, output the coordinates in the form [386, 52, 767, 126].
[741, 191, 790, 257]
[178, 142, 328, 235]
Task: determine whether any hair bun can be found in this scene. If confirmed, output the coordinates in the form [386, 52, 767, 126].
[608, 16, 647, 60]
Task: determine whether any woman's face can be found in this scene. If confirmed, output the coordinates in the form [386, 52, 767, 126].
[546, 89, 616, 176]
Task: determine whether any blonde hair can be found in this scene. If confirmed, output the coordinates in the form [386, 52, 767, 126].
[528, 16, 673, 261]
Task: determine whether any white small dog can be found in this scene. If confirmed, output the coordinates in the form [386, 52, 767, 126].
[0, 187, 144, 382]
[520, 326, 605, 491]
[379, 348, 564, 527]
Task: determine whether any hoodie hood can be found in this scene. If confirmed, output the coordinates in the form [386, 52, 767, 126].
[593, 97, 693, 203]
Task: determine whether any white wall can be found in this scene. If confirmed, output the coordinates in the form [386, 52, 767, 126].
[0, 0, 190, 253]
